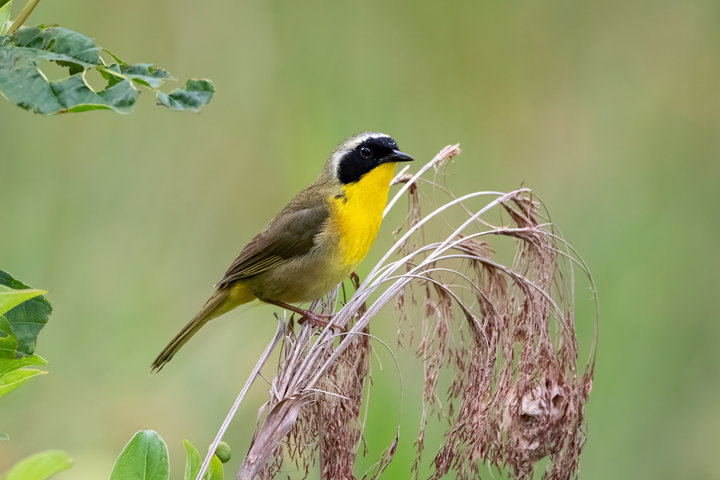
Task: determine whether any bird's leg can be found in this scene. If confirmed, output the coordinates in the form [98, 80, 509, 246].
[348, 271, 368, 318]
[264, 299, 338, 329]
[350, 271, 361, 290]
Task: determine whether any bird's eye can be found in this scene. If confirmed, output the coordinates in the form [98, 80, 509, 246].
[359, 146, 373, 158]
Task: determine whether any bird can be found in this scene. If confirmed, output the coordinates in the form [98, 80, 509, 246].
[151, 132, 413, 372]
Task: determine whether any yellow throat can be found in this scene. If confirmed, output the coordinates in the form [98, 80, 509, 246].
[330, 162, 396, 268]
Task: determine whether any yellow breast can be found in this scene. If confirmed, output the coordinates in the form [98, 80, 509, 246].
[329, 162, 396, 268]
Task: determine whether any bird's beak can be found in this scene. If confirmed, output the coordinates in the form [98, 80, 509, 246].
[381, 149, 414, 164]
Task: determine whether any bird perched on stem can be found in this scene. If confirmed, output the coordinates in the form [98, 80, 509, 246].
[151, 132, 413, 372]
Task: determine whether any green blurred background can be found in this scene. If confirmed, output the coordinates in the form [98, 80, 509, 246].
[2, 0, 719, 478]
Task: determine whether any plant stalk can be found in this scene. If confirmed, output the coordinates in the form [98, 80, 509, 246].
[7, 0, 41, 35]
[196, 319, 285, 480]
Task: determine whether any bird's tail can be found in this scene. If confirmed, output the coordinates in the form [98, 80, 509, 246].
[151, 284, 254, 372]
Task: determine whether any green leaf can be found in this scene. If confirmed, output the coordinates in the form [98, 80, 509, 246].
[4, 450, 73, 480]
[182, 440, 224, 480]
[183, 440, 201, 480]
[102, 61, 171, 89]
[0, 285, 46, 316]
[0, 315, 21, 357]
[0, 45, 63, 113]
[0, 271, 52, 357]
[0, 314, 47, 397]
[110, 430, 170, 480]
[13, 25, 100, 64]
[0, 25, 214, 114]
[0, 350, 47, 376]
[207, 456, 223, 480]
[0, 432, 9, 440]
[156, 79, 215, 112]
[0, 315, 19, 356]
[0, 368, 47, 398]
[0, 0, 11, 36]
[50, 73, 139, 114]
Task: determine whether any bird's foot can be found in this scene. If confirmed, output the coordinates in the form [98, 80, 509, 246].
[297, 311, 332, 328]
[265, 299, 344, 331]
[297, 311, 346, 332]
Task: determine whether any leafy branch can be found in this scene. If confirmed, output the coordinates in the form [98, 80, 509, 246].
[0, 271, 231, 479]
[0, 0, 214, 114]
[0, 270, 51, 399]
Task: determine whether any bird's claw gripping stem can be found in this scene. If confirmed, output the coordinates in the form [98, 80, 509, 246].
[265, 299, 344, 332]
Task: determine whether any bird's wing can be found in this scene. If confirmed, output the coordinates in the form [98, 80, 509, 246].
[216, 204, 329, 287]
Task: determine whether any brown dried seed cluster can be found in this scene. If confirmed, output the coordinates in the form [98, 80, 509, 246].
[420, 198, 593, 480]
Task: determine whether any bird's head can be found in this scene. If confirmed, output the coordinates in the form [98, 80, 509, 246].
[326, 132, 413, 185]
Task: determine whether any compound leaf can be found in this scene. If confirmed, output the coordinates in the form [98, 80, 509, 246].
[0, 25, 214, 115]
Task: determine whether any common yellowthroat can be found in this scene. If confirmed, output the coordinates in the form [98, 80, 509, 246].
[151, 132, 413, 371]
